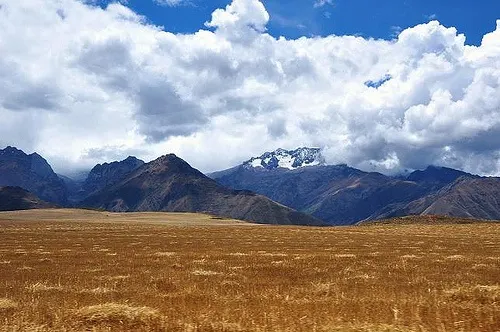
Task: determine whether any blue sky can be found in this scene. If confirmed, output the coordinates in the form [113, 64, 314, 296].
[96, 0, 500, 45]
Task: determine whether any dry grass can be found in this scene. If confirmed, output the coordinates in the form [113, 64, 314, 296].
[0, 209, 499, 331]
[72, 302, 163, 330]
[0, 298, 18, 312]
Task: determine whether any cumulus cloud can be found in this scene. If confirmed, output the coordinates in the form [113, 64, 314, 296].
[0, 0, 500, 176]
[205, 0, 269, 41]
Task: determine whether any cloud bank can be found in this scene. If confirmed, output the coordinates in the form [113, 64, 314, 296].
[0, 0, 500, 175]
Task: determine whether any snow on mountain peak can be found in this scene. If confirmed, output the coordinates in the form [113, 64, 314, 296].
[243, 148, 326, 170]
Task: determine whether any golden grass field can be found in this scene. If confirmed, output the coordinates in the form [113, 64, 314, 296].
[0, 209, 499, 331]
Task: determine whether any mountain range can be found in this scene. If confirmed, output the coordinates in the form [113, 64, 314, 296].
[0, 147, 322, 225]
[0, 146, 499, 225]
[82, 154, 323, 225]
[210, 148, 500, 225]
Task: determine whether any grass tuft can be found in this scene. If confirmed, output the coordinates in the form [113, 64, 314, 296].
[73, 303, 162, 328]
[26, 282, 64, 292]
[0, 298, 18, 312]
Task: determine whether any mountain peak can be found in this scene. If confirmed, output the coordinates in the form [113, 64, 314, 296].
[93, 156, 145, 169]
[243, 147, 326, 170]
[123, 156, 142, 163]
[83, 156, 146, 196]
[407, 165, 472, 184]
[155, 153, 179, 161]
[147, 154, 205, 178]
[0, 146, 27, 157]
[82, 152, 323, 226]
[148, 154, 183, 168]
[0, 146, 67, 204]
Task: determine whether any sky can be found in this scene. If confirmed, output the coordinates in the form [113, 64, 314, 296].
[97, 0, 499, 46]
[0, 0, 500, 176]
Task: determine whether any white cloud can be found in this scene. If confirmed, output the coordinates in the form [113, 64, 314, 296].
[205, 0, 269, 41]
[1, 0, 500, 176]
[153, 0, 192, 7]
[313, 0, 334, 8]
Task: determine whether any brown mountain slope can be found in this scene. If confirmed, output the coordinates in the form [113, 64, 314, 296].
[82, 154, 325, 226]
[0, 186, 54, 211]
[386, 176, 500, 220]
[416, 177, 500, 219]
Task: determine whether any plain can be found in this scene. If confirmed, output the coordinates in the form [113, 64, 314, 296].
[0, 209, 499, 331]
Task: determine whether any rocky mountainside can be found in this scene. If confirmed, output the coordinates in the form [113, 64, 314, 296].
[82, 156, 145, 196]
[0, 186, 54, 211]
[211, 164, 424, 225]
[392, 176, 500, 219]
[210, 149, 484, 225]
[370, 166, 480, 219]
[82, 154, 324, 226]
[0, 147, 67, 204]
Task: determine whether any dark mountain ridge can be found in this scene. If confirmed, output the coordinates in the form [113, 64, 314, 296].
[212, 164, 431, 224]
[2, 145, 499, 226]
[406, 165, 476, 187]
[210, 149, 498, 225]
[82, 154, 324, 226]
[82, 156, 145, 196]
[0, 186, 54, 211]
[0, 146, 67, 204]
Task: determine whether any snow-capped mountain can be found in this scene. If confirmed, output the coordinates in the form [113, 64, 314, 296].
[211, 150, 483, 225]
[243, 148, 326, 170]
